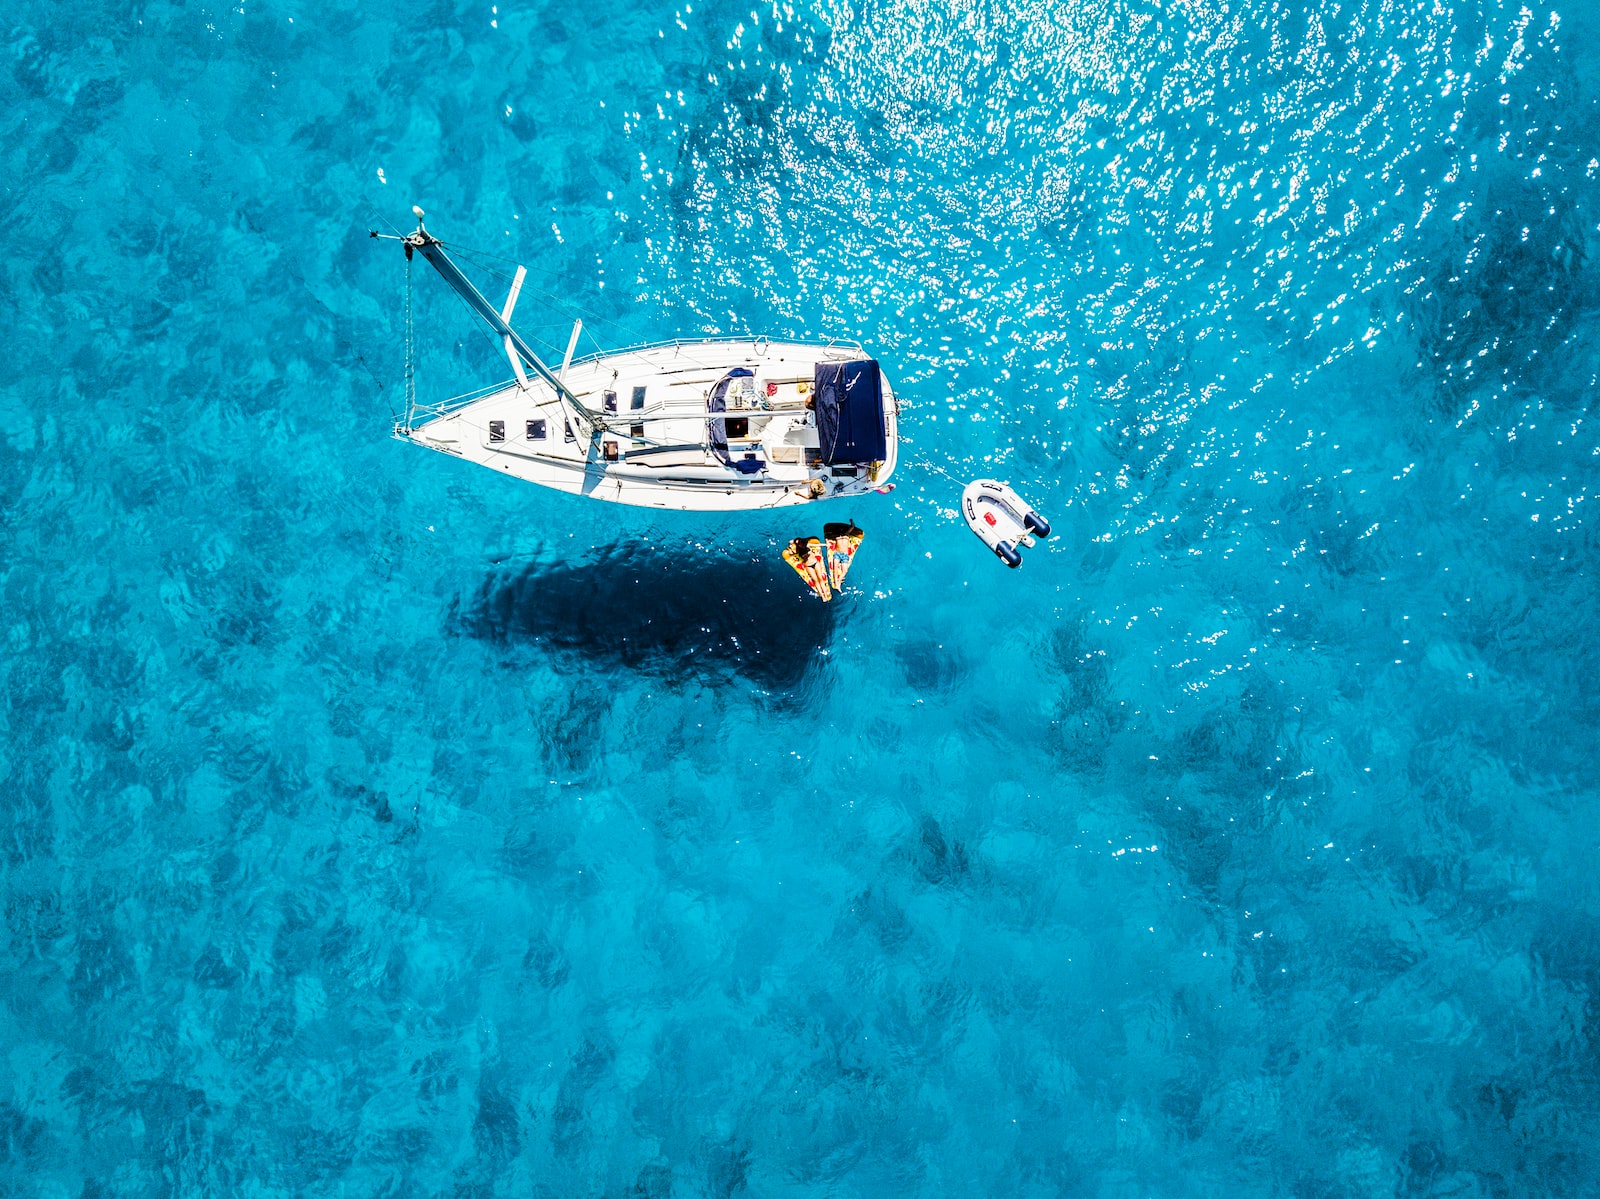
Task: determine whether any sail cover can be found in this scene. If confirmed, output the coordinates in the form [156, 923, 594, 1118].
[814, 359, 886, 465]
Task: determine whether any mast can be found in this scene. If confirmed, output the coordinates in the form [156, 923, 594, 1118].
[378, 208, 603, 437]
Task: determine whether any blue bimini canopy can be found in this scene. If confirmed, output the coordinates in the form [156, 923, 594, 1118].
[814, 359, 887, 466]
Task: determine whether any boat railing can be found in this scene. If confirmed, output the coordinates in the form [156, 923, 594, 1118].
[399, 335, 866, 430]
[399, 378, 517, 429]
[566, 333, 866, 368]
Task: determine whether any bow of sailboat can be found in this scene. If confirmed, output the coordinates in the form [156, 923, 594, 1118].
[370, 209, 899, 512]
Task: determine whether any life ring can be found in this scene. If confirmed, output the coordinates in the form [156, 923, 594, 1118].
[961, 479, 1050, 568]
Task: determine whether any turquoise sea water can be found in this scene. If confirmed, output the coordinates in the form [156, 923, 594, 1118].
[4, 0, 1600, 1193]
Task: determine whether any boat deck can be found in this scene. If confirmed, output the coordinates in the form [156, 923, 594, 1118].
[397, 339, 898, 511]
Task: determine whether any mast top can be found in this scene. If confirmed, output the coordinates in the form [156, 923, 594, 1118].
[404, 205, 437, 252]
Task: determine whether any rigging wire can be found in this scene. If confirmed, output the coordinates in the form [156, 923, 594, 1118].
[416, 260, 618, 436]
[403, 252, 416, 425]
[433, 243, 612, 352]
[435, 240, 834, 380]
[409, 235, 817, 421]
[397, 232, 831, 362]
[443, 240, 666, 349]
[360, 198, 408, 240]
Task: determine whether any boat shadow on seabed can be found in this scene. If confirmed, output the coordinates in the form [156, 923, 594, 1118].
[453, 541, 836, 690]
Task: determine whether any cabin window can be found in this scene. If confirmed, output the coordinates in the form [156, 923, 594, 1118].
[603, 440, 619, 462]
[527, 419, 546, 440]
[726, 417, 749, 439]
[603, 390, 618, 413]
[631, 386, 647, 410]
[488, 420, 505, 442]
[630, 423, 645, 439]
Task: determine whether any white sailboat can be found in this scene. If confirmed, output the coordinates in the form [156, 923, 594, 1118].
[374, 209, 899, 512]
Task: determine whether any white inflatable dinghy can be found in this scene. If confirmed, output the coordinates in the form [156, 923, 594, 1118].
[962, 479, 1051, 568]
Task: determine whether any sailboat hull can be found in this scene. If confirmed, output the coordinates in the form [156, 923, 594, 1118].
[397, 338, 899, 512]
